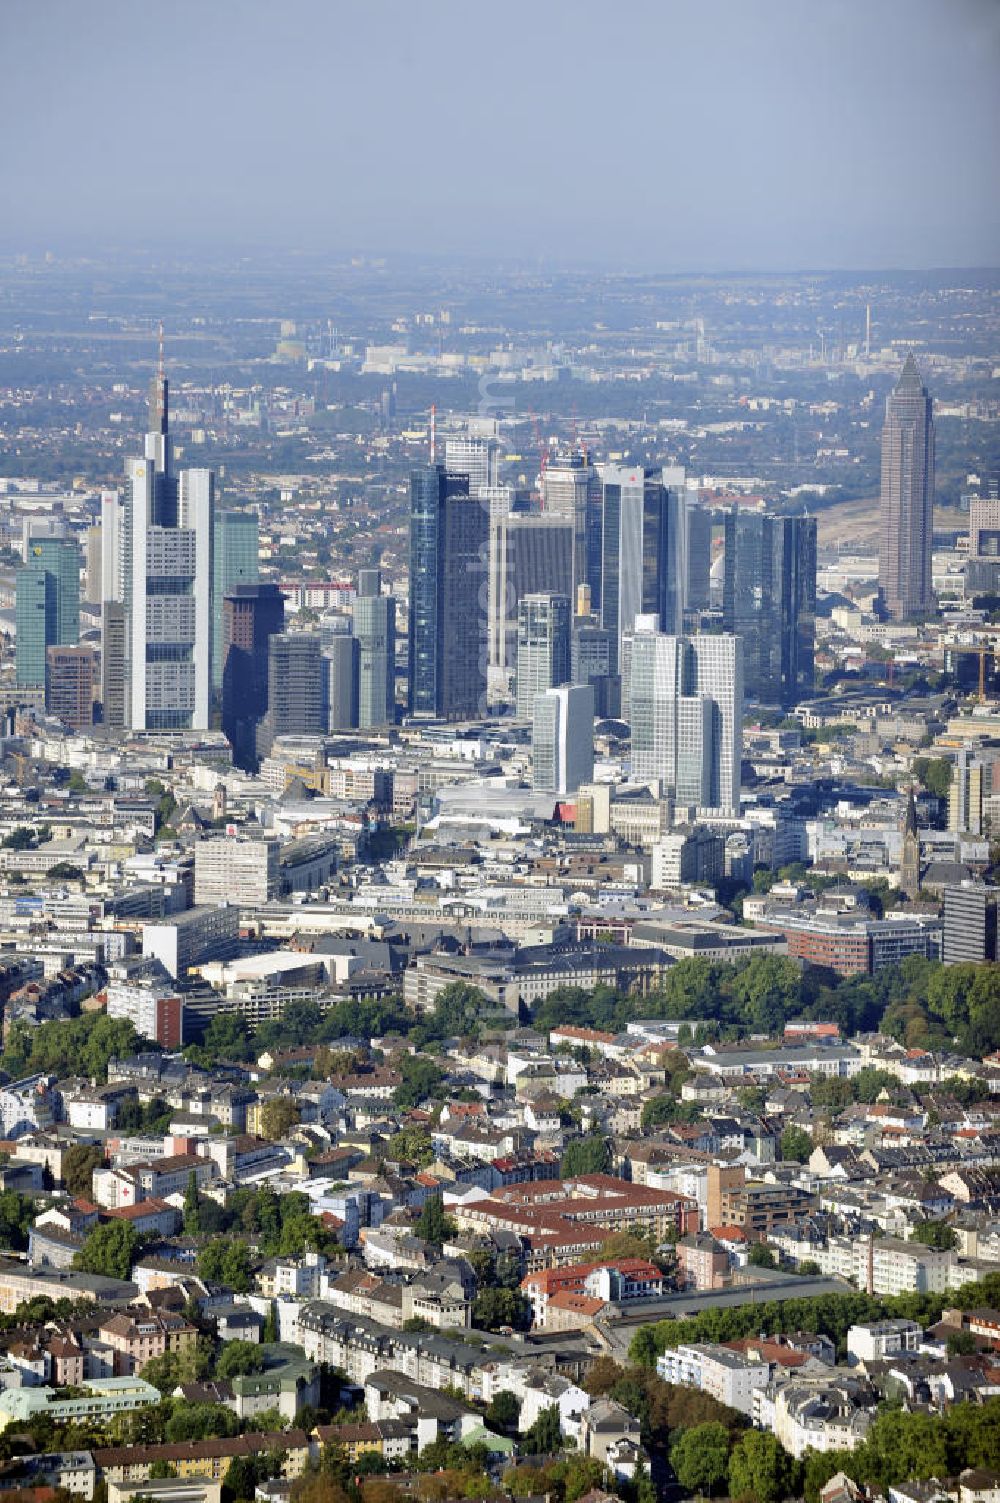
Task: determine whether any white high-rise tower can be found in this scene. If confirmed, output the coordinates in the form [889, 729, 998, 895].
[101, 353, 214, 732]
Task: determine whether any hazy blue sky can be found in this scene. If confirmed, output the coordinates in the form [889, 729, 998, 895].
[3, 0, 999, 270]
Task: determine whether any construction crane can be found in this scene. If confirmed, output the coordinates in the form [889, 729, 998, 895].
[528, 409, 548, 493]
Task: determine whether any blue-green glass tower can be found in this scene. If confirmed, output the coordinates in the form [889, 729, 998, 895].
[16, 538, 79, 688]
[16, 565, 57, 687]
[212, 510, 259, 693]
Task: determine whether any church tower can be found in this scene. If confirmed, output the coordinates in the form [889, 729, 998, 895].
[900, 786, 920, 899]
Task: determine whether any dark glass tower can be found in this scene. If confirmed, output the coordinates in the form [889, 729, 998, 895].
[408, 465, 488, 720]
[878, 354, 935, 621]
[221, 583, 285, 769]
[723, 511, 816, 707]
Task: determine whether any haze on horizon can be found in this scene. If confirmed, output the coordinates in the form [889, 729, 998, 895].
[3, 0, 999, 274]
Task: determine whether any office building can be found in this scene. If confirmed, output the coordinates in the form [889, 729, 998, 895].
[965, 485, 1000, 594]
[194, 836, 281, 907]
[543, 450, 602, 608]
[947, 749, 995, 836]
[686, 504, 713, 612]
[572, 622, 617, 718]
[15, 536, 79, 688]
[324, 628, 360, 732]
[601, 467, 686, 672]
[141, 907, 241, 981]
[723, 511, 816, 706]
[516, 593, 571, 719]
[45, 645, 96, 730]
[15, 563, 56, 688]
[490, 512, 574, 673]
[106, 960, 184, 1049]
[221, 583, 285, 770]
[444, 432, 499, 493]
[943, 883, 998, 964]
[353, 568, 396, 728]
[101, 602, 127, 730]
[101, 369, 214, 732]
[212, 510, 259, 693]
[85, 524, 103, 605]
[408, 465, 488, 720]
[532, 683, 595, 796]
[878, 354, 935, 621]
[630, 627, 742, 814]
[257, 633, 326, 757]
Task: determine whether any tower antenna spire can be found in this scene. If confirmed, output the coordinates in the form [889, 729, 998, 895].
[158, 319, 164, 383]
[430, 403, 437, 463]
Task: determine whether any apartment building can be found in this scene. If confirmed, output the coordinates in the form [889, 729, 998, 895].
[657, 1343, 769, 1417]
[521, 1257, 666, 1327]
[193, 836, 280, 906]
[94, 1432, 310, 1486]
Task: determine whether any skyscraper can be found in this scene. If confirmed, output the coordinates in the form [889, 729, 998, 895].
[445, 430, 500, 493]
[686, 504, 712, 612]
[102, 364, 215, 732]
[600, 467, 686, 672]
[542, 450, 603, 609]
[630, 627, 742, 814]
[353, 568, 396, 728]
[324, 628, 360, 733]
[723, 511, 816, 706]
[532, 683, 595, 795]
[943, 883, 997, 964]
[516, 593, 571, 719]
[222, 583, 285, 769]
[408, 465, 488, 720]
[46, 645, 96, 731]
[257, 633, 326, 758]
[212, 510, 259, 693]
[15, 563, 56, 688]
[878, 354, 935, 621]
[490, 513, 574, 675]
[571, 622, 616, 718]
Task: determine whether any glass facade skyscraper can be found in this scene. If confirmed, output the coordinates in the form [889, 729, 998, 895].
[878, 354, 935, 621]
[723, 511, 816, 707]
[16, 537, 79, 689]
[630, 627, 743, 814]
[15, 563, 56, 688]
[516, 593, 571, 720]
[408, 465, 488, 720]
[354, 567, 396, 728]
[212, 510, 259, 693]
[601, 467, 686, 673]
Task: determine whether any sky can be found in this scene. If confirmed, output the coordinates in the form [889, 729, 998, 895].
[3, 0, 999, 272]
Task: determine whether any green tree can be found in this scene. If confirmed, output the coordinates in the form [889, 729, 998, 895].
[670, 1422, 730, 1497]
[910, 1220, 958, 1251]
[748, 1243, 776, 1269]
[472, 1286, 531, 1332]
[781, 1124, 813, 1163]
[486, 1390, 520, 1433]
[389, 1125, 434, 1168]
[74, 1221, 140, 1280]
[197, 1237, 252, 1293]
[414, 1195, 456, 1248]
[521, 1404, 563, 1456]
[560, 1134, 612, 1177]
[912, 756, 953, 801]
[728, 1430, 796, 1503]
[62, 1143, 104, 1198]
[215, 1340, 265, 1379]
[392, 1055, 446, 1109]
[183, 1170, 201, 1236]
[259, 1096, 300, 1140]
